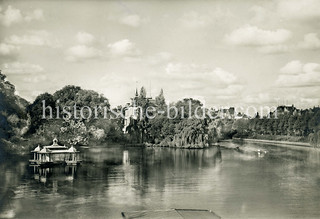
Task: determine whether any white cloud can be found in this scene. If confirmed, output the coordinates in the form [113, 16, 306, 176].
[215, 84, 244, 97]
[147, 52, 173, 65]
[298, 33, 320, 50]
[108, 39, 139, 57]
[5, 30, 60, 48]
[2, 62, 44, 74]
[277, 0, 320, 20]
[0, 43, 20, 56]
[257, 45, 289, 54]
[179, 11, 211, 28]
[76, 32, 95, 45]
[0, 5, 22, 26]
[155, 62, 244, 104]
[0, 5, 43, 26]
[65, 45, 102, 62]
[276, 61, 320, 87]
[213, 68, 237, 84]
[23, 74, 47, 83]
[65, 32, 102, 62]
[243, 93, 275, 105]
[164, 62, 241, 91]
[225, 25, 292, 46]
[2, 62, 47, 83]
[280, 60, 302, 75]
[120, 14, 143, 27]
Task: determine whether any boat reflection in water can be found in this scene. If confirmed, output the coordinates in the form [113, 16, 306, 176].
[30, 165, 77, 184]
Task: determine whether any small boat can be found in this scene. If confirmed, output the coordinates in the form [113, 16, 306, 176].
[29, 138, 81, 166]
[121, 209, 221, 218]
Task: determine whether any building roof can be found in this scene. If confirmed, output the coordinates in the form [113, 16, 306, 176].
[38, 147, 78, 154]
[67, 146, 77, 153]
[44, 145, 68, 150]
[32, 145, 41, 152]
[32, 138, 78, 154]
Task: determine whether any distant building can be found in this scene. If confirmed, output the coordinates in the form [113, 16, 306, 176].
[218, 107, 235, 119]
[122, 89, 155, 133]
[276, 104, 299, 116]
[234, 111, 249, 120]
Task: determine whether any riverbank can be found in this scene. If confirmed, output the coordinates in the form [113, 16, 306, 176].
[240, 138, 311, 147]
[143, 142, 210, 149]
[222, 138, 316, 151]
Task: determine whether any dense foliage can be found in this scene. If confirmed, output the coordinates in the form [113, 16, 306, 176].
[27, 85, 125, 146]
[229, 108, 320, 147]
[1, 70, 320, 153]
[126, 89, 218, 148]
[0, 71, 29, 153]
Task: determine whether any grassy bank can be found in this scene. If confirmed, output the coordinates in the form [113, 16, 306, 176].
[248, 134, 308, 143]
[239, 138, 311, 147]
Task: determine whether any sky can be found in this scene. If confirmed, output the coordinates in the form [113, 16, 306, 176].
[0, 0, 320, 109]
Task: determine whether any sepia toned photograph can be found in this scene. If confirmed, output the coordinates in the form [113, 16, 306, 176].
[0, 0, 320, 218]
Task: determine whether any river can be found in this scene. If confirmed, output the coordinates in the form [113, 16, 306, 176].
[0, 142, 320, 218]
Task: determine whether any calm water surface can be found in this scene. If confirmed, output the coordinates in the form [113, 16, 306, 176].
[0, 142, 320, 219]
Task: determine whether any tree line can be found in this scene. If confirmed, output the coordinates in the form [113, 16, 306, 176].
[1, 68, 320, 152]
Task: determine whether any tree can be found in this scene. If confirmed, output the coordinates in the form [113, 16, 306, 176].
[155, 89, 166, 109]
[139, 86, 147, 99]
[174, 98, 203, 119]
[27, 92, 56, 133]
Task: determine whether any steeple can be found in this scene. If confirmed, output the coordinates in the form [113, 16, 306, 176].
[135, 88, 138, 97]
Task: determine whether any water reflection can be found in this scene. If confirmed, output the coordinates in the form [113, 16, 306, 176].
[123, 150, 130, 165]
[0, 144, 319, 218]
[30, 165, 77, 184]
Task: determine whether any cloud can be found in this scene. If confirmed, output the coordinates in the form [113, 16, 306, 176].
[24, 9, 44, 22]
[179, 11, 211, 28]
[179, 9, 234, 29]
[65, 32, 103, 62]
[22, 74, 47, 83]
[257, 45, 289, 54]
[147, 52, 173, 65]
[5, 30, 60, 48]
[2, 62, 47, 83]
[119, 14, 143, 27]
[276, 61, 320, 87]
[0, 5, 43, 26]
[0, 5, 22, 26]
[65, 45, 102, 62]
[2, 62, 44, 74]
[250, 6, 268, 23]
[298, 33, 320, 50]
[90, 72, 139, 106]
[213, 68, 237, 84]
[164, 62, 243, 100]
[277, 0, 320, 20]
[225, 25, 292, 46]
[0, 43, 20, 57]
[280, 60, 303, 75]
[108, 39, 139, 57]
[76, 32, 95, 45]
[243, 93, 276, 105]
[299, 97, 320, 106]
[215, 84, 244, 97]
